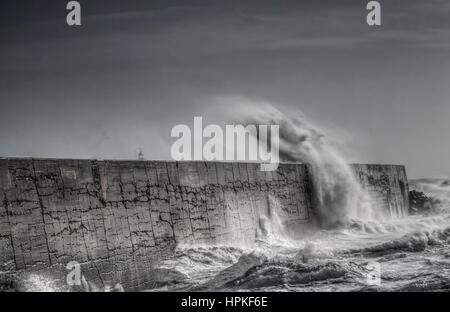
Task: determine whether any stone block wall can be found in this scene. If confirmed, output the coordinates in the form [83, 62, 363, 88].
[0, 158, 409, 290]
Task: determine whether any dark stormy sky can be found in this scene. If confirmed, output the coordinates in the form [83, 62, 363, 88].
[1, 0, 449, 178]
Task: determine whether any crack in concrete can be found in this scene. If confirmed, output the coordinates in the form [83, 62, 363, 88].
[31, 159, 53, 266]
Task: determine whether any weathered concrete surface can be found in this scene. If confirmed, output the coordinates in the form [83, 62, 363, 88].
[353, 164, 410, 218]
[0, 158, 409, 291]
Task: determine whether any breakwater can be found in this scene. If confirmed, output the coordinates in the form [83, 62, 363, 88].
[0, 158, 409, 291]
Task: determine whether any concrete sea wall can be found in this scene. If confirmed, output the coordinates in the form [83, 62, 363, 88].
[0, 158, 409, 291]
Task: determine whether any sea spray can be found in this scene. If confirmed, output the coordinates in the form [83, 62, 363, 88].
[238, 103, 378, 228]
[205, 97, 379, 228]
[256, 195, 292, 246]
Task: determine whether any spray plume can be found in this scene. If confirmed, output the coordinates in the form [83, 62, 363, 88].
[208, 97, 377, 228]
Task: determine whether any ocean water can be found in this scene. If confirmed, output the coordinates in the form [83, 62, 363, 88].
[147, 108, 450, 292]
[150, 197, 450, 292]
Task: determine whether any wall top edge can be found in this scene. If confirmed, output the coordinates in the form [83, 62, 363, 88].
[0, 157, 406, 168]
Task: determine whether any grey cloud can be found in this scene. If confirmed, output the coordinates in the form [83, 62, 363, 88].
[1, 0, 449, 178]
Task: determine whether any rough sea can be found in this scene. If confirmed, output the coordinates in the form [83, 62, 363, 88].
[150, 178, 450, 292]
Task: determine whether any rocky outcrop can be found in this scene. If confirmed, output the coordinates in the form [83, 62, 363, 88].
[0, 158, 409, 291]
